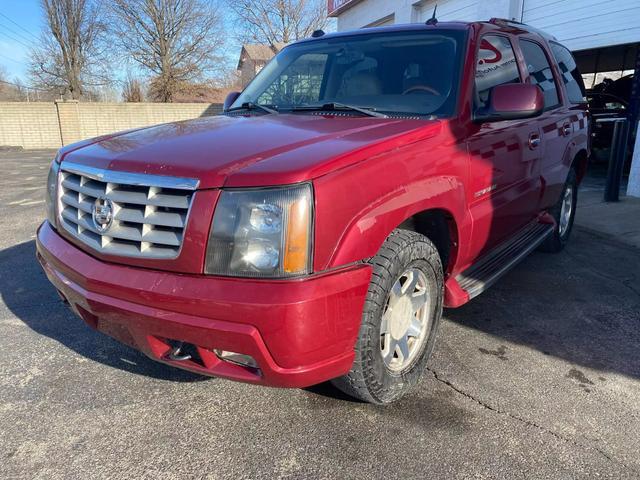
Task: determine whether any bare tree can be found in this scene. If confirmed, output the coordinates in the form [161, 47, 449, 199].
[228, 0, 328, 46]
[122, 76, 144, 102]
[108, 0, 225, 103]
[30, 0, 111, 99]
[0, 66, 7, 96]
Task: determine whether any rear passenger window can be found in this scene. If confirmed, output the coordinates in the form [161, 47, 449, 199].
[519, 40, 560, 109]
[550, 42, 587, 104]
[475, 35, 521, 108]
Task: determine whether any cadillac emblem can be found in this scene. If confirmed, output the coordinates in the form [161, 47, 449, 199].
[92, 197, 114, 233]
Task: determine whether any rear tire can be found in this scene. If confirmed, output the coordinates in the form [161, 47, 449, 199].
[331, 229, 443, 404]
[539, 169, 577, 253]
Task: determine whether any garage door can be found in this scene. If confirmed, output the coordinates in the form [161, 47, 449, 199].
[417, 0, 479, 23]
[522, 0, 640, 51]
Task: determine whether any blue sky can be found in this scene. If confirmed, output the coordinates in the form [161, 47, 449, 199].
[0, 0, 240, 87]
[0, 1, 335, 88]
[0, 0, 43, 82]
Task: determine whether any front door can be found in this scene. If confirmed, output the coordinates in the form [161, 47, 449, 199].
[466, 34, 542, 261]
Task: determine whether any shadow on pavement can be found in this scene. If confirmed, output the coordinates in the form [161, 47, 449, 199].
[0, 240, 206, 382]
[445, 228, 640, 380]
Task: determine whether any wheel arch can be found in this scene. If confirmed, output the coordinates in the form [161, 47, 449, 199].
[572, 148, 589, 184]
[324, 184, 467, 276]
[397, 208, 459, 275]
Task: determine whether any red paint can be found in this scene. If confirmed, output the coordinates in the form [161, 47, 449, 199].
[38, 21, 589, 387]
[490, 83, 544, 113]
[37, 222, 370, 386]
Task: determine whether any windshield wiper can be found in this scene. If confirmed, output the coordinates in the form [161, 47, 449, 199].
[227, 102, 279, 115]
[292, 102, 388, 118]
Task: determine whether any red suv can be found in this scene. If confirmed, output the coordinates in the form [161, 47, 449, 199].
[38, 19, 589, 404]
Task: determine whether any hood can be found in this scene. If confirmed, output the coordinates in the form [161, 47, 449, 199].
[62, 114, 442, 188]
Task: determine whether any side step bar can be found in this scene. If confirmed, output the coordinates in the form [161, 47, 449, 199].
[456, 221, 554, 301]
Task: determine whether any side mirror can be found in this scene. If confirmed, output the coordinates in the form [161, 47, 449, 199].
[474, 83, 544, 123]
[223, 91, 241, 112]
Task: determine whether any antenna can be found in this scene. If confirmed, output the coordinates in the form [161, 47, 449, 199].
[426, 4, 438, 25]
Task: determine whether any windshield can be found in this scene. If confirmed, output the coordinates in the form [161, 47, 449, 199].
[232, 29, 467, 118]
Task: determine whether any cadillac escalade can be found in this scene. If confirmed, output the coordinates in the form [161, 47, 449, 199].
[37, 19, 589, 404]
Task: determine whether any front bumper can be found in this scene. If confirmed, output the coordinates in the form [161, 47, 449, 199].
[36, 222, 371, 388]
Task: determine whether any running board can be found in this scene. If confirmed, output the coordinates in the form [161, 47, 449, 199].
[456, 222, 554, 301]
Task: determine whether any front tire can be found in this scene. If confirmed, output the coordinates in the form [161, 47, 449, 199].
[332, 229, 443, 404]
[539, 169, 578, 253]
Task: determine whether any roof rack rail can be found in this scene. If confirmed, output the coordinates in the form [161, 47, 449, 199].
[489, 17, 527, 27]
[488, 17, 557, 41]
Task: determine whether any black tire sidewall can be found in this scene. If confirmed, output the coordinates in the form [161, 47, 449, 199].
[359, 232, 443, 403]
[540, 168, 578, 253]
[558, 170, 578, 245]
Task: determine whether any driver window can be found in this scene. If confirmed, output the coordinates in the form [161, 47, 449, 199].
[475, 35, 521, 108]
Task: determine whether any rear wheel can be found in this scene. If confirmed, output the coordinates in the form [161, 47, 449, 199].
[331, 229, 443, 404]
[539, 169, 577, 253]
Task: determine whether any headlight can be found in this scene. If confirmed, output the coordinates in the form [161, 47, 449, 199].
[45, 155, 61, 228]
[205, 184, 313, 278]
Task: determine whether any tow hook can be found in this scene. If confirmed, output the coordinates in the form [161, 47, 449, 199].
[166, 342, 192, 361]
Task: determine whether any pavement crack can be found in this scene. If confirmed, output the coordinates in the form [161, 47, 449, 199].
[426, 367, 634, 472]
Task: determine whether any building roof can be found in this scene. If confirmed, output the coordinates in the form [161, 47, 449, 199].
[237, 43, 287, 70]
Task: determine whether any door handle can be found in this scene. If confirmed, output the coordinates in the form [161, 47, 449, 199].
[528, 133, 541, 149]
[562, 122, 572, 136]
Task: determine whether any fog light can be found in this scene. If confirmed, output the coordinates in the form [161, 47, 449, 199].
[214, 349, 258, 369]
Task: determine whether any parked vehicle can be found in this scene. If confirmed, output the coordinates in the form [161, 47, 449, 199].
[587, 91, 628, 160]
[38, 18, 589, 404]
[604, 74, 633, 103]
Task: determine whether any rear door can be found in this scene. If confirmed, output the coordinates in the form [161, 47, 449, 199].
[547, 41, 589, 201]
[518, 39, 579, 210]
[466, 34, 542, 258]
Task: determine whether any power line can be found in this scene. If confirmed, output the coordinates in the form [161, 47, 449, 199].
[0, 12, 39, 41]
[0, 19, 36, 46]
[0, 51, 28, 67]
[0, 28, 33, 50]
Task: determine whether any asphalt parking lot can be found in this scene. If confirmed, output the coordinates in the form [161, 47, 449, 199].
[1, 149, 640, 479]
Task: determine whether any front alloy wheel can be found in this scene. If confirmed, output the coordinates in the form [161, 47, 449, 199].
[380, 268, 431, 372]
[332, 229, 443, 404]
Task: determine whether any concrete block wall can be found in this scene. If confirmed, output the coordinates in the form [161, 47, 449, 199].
[0, 101, 222, 149]
[73, 102, 221, 144]
[0, 102, 62, 149]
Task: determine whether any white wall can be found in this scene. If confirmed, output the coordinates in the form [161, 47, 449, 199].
[522, 0, 640, 51]
[337, 0, 417, 31]
[337, 0, 516, 31]
[336, 0, 640, 53]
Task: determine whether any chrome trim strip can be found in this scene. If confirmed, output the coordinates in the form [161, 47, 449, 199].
[61, 161, 200, 190]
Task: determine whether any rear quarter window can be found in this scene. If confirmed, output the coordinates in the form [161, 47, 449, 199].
[549, 42, 587, 104]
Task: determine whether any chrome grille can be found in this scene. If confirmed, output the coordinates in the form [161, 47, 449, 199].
[57, 162, 199, 259]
